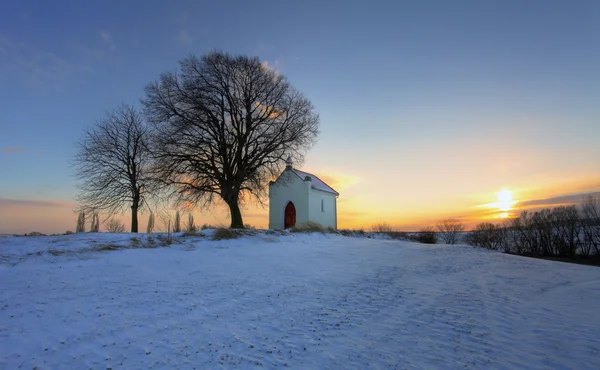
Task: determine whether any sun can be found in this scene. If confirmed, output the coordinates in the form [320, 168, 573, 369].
[496, 189, 514, 212]
[483, 188, 518, 218]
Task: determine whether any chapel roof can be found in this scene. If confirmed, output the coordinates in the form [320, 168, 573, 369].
[292, 169, 339, 196]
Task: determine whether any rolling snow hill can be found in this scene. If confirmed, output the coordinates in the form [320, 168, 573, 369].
[1, 231, 599, 369]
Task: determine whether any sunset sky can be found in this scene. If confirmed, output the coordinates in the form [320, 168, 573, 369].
[1, 0, 599, 234]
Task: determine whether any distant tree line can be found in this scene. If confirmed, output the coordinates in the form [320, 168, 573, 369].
[466, 195, 600, 259]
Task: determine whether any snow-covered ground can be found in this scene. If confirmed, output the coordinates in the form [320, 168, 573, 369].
[1, 231, 599, 369]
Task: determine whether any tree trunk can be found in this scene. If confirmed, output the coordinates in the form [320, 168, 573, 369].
[131, 204, 139, 233]
[227, 201, 244, 229]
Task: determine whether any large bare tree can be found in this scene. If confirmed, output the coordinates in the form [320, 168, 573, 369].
[144, 51, 320, 228]
[73, 104, 156, 232]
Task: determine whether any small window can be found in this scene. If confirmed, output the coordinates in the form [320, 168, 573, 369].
[321, 198, 325, 212]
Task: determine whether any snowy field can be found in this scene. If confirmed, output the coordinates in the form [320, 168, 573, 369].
[1, 231, 600, 369]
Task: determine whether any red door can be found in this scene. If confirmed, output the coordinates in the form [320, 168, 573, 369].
[284, 202, 296, 229]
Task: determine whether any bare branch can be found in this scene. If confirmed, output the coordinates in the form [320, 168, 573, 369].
[73, 104, 160, 232]
[144, 51, 320, 228]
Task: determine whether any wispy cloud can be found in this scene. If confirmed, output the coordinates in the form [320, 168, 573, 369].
[0, 36, 83, 90]
[176, 30, 193, 45]
[3, 147, 28, 152]
[0, 197, 73, 208]
[99, 31, 116, 50]
[519, 192, 600, 209]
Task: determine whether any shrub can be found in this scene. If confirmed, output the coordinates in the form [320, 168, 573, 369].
[371, 223, 393, 233]
[436, 218, 465, 245]
[415, 227, 437, 244]
[27, 231, 46, 237]
[465, 222, 504, 250]
[106, 219, 126, 233]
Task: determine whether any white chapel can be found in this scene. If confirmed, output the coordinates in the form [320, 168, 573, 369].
[268, 156, 339, 230]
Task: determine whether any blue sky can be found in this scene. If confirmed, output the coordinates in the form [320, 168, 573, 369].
[1, 0, 599, 233]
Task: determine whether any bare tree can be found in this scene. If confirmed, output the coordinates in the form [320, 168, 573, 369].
[581, 195, 600, 255]
[186, 213, 196, 232]
[146, 212, 155, 234]
[436, 218, 465, 244]
[76, 209, 86, 233]
[174, 210, 181, 233]
[144, 51, 320, 228]
[73, 104, 158, 233]
[106, 219, 126, 233]
[465, 222, 504, 250]
[89, 211, 100, 232]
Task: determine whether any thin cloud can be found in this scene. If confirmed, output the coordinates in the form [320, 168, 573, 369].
[3, 147, 27, 152]
[519, 192, 600, 208]
[99, 31, 116, 50]
[176, 30, 193, 45]
[0, 36, 78, 89]
[0, 197, 73, 208]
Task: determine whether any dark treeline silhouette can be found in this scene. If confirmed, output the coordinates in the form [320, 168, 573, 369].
[466, 195, 600, 263]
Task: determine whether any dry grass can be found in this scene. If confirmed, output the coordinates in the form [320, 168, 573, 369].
[212, 228, 251, 240]
[93, 244, 123, 252]
[290, 222, 326, 234]
[371, 223, 393, 233]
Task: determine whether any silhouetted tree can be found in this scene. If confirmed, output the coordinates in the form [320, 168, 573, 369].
[580, 195, 600, 255]
[73, 104, 158, 233]
[89, 211, 100, 232]
[144, 51, 320, 228]
[186, 213, 196, 232]
[465, 222, 504, 250]
[174, 210, 181, 233]
[76, 209, 86, 233]
[146, 212, 155, 234]
[436, 218, 465, 244]
[106, 219, 126, 233]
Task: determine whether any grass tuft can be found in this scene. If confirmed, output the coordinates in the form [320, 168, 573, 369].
[212, 228, 248, 240]
[290, 222, 326, 234]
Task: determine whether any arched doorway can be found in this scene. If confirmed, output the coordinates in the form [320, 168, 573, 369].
[284, 201, 296, 229]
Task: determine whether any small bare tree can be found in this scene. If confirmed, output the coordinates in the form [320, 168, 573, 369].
[174, 210, 181, 233]
[144, 51, 320, 228]
[436, 218, 465, 244]
[146, 212, 155, 234]
[186, 213, 196, 232]
[89, 211, 100, 232]
[106, 219, 126, 233]
[581, 195, 600, 255]
[465, 222, 504, 250]
[76, 210, 86, 233]
[73, 104, 158, 233]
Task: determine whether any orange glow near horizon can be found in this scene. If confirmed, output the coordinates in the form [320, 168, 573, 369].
[480, 189, 519, 219]
[1, 171, 599, 234]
